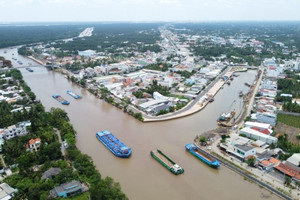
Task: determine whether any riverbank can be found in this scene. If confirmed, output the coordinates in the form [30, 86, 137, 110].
[143, 69, 235, 122]
[27, 55, 45, 65]
[57, 65, 251, 123]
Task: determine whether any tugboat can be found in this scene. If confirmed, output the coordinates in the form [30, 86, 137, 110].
[151, 149, 184, 175]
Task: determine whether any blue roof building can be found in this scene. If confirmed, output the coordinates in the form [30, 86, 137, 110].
[50, 180, 83, 198]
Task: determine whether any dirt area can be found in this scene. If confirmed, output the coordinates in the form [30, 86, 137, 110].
[275, 122, 300, 144]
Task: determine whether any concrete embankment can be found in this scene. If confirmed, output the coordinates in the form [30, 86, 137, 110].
[143, 69, 236, 122]
[202, 148, 293, 200]
[27, 56, 45, 65]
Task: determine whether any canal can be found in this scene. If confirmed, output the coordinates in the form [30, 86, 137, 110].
[1, 47, 280, 200]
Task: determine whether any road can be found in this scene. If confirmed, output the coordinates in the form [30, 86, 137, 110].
[139, 67, 232, 121]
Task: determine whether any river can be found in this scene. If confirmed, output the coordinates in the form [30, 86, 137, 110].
[1, 47, 281, 200]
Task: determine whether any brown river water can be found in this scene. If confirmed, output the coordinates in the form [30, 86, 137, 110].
[1, 47, 281, 200]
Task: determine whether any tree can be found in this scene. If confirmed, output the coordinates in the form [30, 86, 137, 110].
[246, 156, 255, 167]
[285, 176, 291, 186]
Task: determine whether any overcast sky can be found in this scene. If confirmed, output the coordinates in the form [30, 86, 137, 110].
[0, 0, 300, 22]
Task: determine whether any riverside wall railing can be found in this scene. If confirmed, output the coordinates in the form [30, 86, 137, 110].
[204, 149, 293, 200]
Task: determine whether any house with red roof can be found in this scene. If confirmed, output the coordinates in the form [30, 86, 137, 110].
[26, 138, 41, 152]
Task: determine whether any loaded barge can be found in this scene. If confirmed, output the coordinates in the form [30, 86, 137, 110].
[96, 130, 131, 158]
[151, 149, 184, 175]
[52, 94, 70, 105]
[185, 143, 220, 168]
[66, 90, 82, 99]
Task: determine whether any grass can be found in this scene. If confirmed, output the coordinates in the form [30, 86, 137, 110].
[277, 113, 300, 128]
[64, 192, 89, 200]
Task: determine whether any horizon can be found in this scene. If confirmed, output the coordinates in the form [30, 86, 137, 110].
[1, 0, 300, 22]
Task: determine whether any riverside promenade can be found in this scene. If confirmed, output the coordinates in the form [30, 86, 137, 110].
[143, 67, 240, 122]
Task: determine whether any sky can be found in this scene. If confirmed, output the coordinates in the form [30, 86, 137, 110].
[0, 0, 300, 22]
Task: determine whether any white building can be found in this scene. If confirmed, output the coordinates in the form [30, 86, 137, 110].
[239, 127, 278, 144]
[245, 121, 272, 130]
[3, 121, 30, 140]
[0, 183, 17, 200]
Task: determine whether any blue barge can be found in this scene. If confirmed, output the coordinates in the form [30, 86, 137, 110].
[185, 143, 220, 168]
[52, 94, 70, 105]
[66, 90, 82, 99]
[96, 130, 132, 158]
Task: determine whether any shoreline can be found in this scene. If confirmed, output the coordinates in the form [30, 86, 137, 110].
[27, 54, 252, 123]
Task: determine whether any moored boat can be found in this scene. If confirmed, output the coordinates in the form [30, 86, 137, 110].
[185, 143, 220, 168]
[25, 67, 34, 72]
[218, 111, 235, 121]
[151, 149, 184, 175]
[52, 94, 70, 105]
[239, 91, 243, 97]
[96, 130, 131, 158]
[66, 90, 82, 99]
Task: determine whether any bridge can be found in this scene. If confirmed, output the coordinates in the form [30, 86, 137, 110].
[14, 64, 56, 69]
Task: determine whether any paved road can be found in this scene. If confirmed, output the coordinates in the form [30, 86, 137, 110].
[55, 129, 66, 157]
[141, 67, 231, 120]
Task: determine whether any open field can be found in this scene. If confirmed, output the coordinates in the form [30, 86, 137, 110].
[275, 122, 300, 144]
[277, 113, 300, 128]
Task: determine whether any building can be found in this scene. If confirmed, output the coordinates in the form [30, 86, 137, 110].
[3, 121, 30, 140]
[256, 111, 277, 126]
[41, 167, 61, 180]
[244, 121, 272, 130]
[50, 180, 83, 198]
[239, 127, 278, 144]
[0, 183, 17, 200]
[26, 138, 41, 152]
[220, 142, 256, 161]
[78, 50, 96, 57]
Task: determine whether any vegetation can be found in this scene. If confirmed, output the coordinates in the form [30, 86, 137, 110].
[0, 24, 82, 48]
[277, 134, 300, 160]
[0, 69, 127, 200]
[277, 78, 300, 99]
[18, 46, 33, 56]
[277, 113, 300, 128]
[144, 63, 171, 72]
[0, 56, 12, 67]
[246, 156, 256, 167]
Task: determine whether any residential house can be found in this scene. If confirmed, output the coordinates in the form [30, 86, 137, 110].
[50, 180, 83, 198]
[26, 138, 41, 152]
[42, 167, 62, 180]
[0, 183, 17, 200]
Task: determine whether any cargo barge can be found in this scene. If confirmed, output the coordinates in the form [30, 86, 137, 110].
[66, 90, 82, 99]
[151, 149, 184, 175]
[52, 94, 70, 105]
[96, 130, 131, 158]
[185, 143, 220, 168]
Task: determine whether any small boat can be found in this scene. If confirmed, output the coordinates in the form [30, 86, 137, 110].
[239, 91, 243, 97]
[25, 67, 34, 72]
[244, 82, 251, 87]
[151, 149, 184, 175]
[52, 94, 70, 105]
[218, 111, 235, 121]
[226, 81, 230, 85]
[209, 98, 214, 103]
[96, 130, 131, 158]
[66, 90, 82, 99]
[185, 143, 220, 168]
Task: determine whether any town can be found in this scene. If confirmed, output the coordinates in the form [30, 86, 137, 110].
[1, 21, 300, 200]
